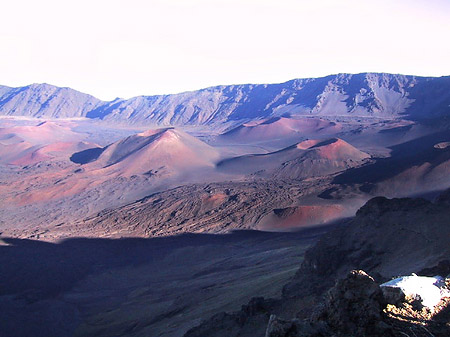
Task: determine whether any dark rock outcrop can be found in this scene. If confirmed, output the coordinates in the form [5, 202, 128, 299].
[184, 297, 279, 337]
[265, 315, 329, 337]
[314, 270, 390, 336]
[266, 270, 392, 337]
[266, 269, 450, 337]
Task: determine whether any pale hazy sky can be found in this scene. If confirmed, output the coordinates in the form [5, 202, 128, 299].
[1, 0, 449, 100]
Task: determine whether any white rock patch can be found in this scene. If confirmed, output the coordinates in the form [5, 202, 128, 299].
[381, 275, 450, 309]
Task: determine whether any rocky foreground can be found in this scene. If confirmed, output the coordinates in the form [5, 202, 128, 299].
[185, 189, 450, 336]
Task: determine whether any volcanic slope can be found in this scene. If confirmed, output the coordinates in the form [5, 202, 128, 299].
[0, 121, 83, 143]
[218, 117, 341, 145]
[0, 128, 226, 237]
[73, 127, 221, 176]
[0, 121, 94, 165]
[217, 138, 370, 179]
[329, 130, 450, 198]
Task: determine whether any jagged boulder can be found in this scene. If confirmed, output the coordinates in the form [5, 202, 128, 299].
[316, 270, 391, 336]
[266, 270, 393, 337]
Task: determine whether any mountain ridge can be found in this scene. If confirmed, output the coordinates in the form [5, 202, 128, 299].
[1, 73, 449, 126]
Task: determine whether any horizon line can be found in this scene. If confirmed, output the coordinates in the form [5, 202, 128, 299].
[2, 72, 449, 102]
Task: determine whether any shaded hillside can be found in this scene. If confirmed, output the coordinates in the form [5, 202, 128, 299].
[186, 189, 450, 337]
[1, 73, 449, 125]
[0, 229, 328, 337]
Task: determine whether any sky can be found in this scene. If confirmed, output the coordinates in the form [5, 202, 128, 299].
[1, 0, 449, 100]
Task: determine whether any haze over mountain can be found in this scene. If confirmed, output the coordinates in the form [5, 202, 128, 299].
[1, 73, 449, 127]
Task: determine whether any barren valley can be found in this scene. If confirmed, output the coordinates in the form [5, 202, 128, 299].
[1, 73, 449, 336]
